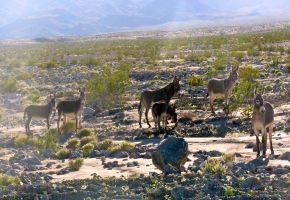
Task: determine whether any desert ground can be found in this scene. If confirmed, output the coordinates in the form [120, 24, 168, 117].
[0, 23, 289, 199]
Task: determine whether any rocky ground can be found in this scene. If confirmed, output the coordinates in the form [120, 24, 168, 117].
[0, 28, 290, 199]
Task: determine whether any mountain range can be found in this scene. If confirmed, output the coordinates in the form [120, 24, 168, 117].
[0, 0, 290, 39]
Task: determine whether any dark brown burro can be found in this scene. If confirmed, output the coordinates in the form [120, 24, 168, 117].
[252, 93, 274, 157]
[57, 89, 86, 133]
[138, 76, 180, 128]
[152, 103, 177, 132]
[24, 94, 56, 135]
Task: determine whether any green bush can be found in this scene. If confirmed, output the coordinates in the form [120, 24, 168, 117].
[78, 128, 94, 138]
[14, 134, 29, 148]
[108, 141, 135, 154]
[32, 129, 60, 153]
[213, 54, 227, 70]
[225, 186, 236, 197]
[61, 121, 76, 134]
[56, 148, 71, 159]
[239, 66, 260, 82]
[82, 143, 95, 157]
[185, 52, 210, 64]
[187, 75, 204, 86]
[80, 136, 97, 147]
[67, 138, 80, 149]
[0, 77, 18, 93]
[38, 61, 59, 69]
[231, 51, 245, 62]
[27, 90, 41, 104]
[267, 57, 279, 68]
[222, 153, 235, 163]
[202, 158, 226, 177]
[80, 58, 100, 66]
[69, 158, 84, 171]
[87, 64, 131, 107]
[0, 174, 21, 188]
[16, 71, 33, 80]
[96, 139, 114, 150]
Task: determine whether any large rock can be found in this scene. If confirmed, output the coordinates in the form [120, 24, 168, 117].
[241, 177, 263, 190]
[151, 136, 189, 174]
[279, 151, 290, 161]
[171, 186, 196, 200]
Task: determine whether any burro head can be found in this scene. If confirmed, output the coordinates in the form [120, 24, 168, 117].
[254, 93, 266, 113]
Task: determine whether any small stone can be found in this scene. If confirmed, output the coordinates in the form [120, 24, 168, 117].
[273, 167, 289, 175]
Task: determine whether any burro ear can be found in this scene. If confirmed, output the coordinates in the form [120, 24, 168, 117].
[253, 87, 257, 97]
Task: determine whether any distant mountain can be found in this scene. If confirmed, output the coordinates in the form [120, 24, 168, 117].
[0, 0, 290, 39]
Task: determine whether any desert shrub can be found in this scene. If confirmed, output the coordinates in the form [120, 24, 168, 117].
[231, 51, 245, 62]
[225, 186, 236, 197]
[96, 139, 114, 150]
[202, 158, 226, 177]
[16, 71, 33, 80]
[38, 61, 59, 69]
[32, 129, 60, 153]
[69, 158, 84, 171]
[239, 66, 260, 82]
[287, 59, 290, 73]
[187, 75, 204, 86]
[241, 105, 253, 119]
[60, 121, 76, 134]
[267, 57, 279, 68]
[0, 77, 18, 93]
[87, 64, 131, 107]
[56, 148, 71, 159]
[247, 47, 259, 57]
[80, 58, 100, 66]
[78, 128, 94, 138]
[27, 90, 41, 104]
[80, 136, 97, 147]
[108, 141, 135, 154]
[14, 134, 29, 148]
[82, 143, 95, 157]
[0, 174, 21, 188]
[213, 54, 227, 70]
[67, 138, 80, 149]
[222, 153, 235, 163]
[185, 52, 210, 64]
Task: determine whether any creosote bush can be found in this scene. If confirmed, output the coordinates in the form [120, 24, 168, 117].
[108, 141, 135, 154]
[56, 148, 71, 159]
[69, 158, 84, 171]
[96, 139, 114, 150]
[187, 75, 204, 86]
[14, 134, 29, 148]
[67, 138, 80, 150]
[31, 129, 60, 153]
[0, 77, 18, 93]
[80, 136, 97, 147]
[60, 121, 76, 134]
[82, 143, 95, 157]
[202, 158, 227, 177]
[0, 174, 21, 188]
[78, 128, 94, 138]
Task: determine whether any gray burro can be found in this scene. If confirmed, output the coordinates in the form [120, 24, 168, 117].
[152, 136, 189, 174]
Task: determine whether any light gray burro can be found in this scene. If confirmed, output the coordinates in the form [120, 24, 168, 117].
[207, 66, 239, 114]
[252, 93, 274, 157]
[152, 136, 189, 174]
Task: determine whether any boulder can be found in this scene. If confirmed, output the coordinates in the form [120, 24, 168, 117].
[241, 177, 263, 190]
[273, 167, 289, 175]
[171, 186, 196, 200]
[83, 107, 96, 120]
[279, 151, 290, 161]
[151, 136, 189, 174]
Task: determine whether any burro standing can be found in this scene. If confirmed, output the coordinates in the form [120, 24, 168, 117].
[252, 93, 274, 157]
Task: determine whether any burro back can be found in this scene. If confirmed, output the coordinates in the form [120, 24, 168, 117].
[207, 66, 239, 114]
[252, 93, 275, 157]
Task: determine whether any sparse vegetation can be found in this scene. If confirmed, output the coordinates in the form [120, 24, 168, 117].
[187, 75, 204, 86]
[82, 143, 95, 157]
[0, 174, 21, 188]
[67, 138, 80, 150]
[202, 158, 227, 177]
[0, 77, 18, 93]
[96, 139, 114, 150]
[78, 128, 94, 138]
[80, 136, 97, 147]
[61, 121, 76, 134]
[32, 129, 60, 153]
[108, 141, 135, 154]
[56, 148, 71, 159]
[69, 158, 84, 171]
[14, 134, 29, 148]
